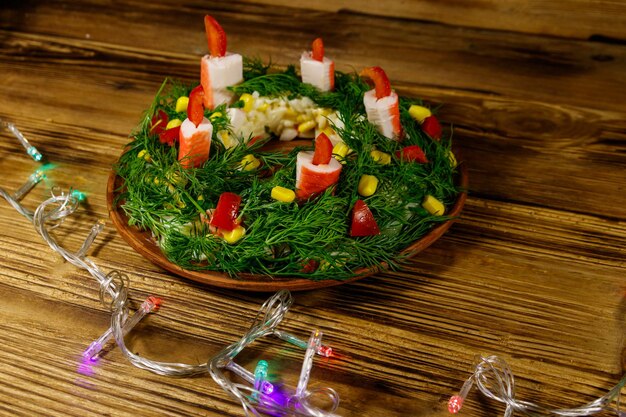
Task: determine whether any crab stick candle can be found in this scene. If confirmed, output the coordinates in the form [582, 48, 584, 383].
[295, 133, 342, 200]
[361, 66, 403, 140]
[300, 38, 335, 92]
[179, 85, 213, 168]
[201, 15, 243, 109]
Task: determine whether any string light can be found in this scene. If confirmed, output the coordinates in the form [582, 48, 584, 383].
[274, 329, 333, 358]
[209, 290, 340, 417]
[2, 119, 43, 162]
[83, 295, 162, 361]
[449, 355, 626, 416]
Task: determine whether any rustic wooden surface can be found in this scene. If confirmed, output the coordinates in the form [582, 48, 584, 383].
[1, 1, 625, 416]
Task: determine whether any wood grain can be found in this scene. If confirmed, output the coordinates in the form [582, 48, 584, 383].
[0, 1, 625, 416]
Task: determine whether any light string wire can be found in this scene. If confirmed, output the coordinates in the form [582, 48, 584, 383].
[1, 120, 341, 416]
[209, 290, 341, 417]
[449, 355, 626, 416]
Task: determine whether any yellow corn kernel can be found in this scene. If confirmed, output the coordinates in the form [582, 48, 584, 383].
[409, 105, 432, 123]
[297, 120, 317, 133]
[257, 103, 269, 112]
[296, 114, 310, 123]
[153, 177, 161, 185]
[166, 171, 187, 186]
[197, 195, 204, 201]
[239, 93, 254, 112]
[358, 175, 379, 197]
[209, 111, 223, 121]
[175, 196, 186, 208]
[370, 150, 391, 165]
[422, 195, 445, 215]
[166, 119, 182, 129]
[175, 96, 189, 113]
[284, 107, 297, 118]
[319, 108, 332, 116]
[448, 150, 458, 168]
[271, 186, 296, 203]
[138, 149, 152, 162]
[240, 154, 261, 171]
[222, 225, 246, 244]
[332, 142, 350, 162]
[219, 130, 235, 148]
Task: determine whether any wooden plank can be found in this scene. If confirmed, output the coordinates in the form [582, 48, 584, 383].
[234, 0, 626, 41]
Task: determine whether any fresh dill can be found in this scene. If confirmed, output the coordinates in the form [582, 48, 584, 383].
[114, 59, 460, 280]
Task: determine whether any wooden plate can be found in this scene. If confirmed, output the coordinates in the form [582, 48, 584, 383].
[106, 144, 468, 291]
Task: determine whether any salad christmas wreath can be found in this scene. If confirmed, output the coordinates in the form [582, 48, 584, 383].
[108, 15, 467, 290]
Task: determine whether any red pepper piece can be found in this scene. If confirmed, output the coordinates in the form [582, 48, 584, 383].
[350, 200, 380, 237]
[312, 132, 333, 165]
[150, 109, 168, 135]
[396, 145, 428, 163]
[300, 259, 319, 274]
[209, 192, 242, 231]
[188, 85, 205, 127]
[421, 115, 442, 140]
[360, 66, 391, 99]
[159, 126, 180, 146]
[204, 15, 227, 57]
[311, 37, 324, 62]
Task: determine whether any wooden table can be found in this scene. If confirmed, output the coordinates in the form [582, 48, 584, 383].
[1, 1, 625, 416]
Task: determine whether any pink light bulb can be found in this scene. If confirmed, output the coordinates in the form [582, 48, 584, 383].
[448, 395, 464, 414]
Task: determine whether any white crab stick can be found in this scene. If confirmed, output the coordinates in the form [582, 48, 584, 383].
[363, 89, 402, 140]
[295, 151, 342, 200]
[300, 52, 335, 92]
[200, 53, 243, 109]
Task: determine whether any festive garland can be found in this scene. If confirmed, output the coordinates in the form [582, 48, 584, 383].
[114, 52, 460, 280]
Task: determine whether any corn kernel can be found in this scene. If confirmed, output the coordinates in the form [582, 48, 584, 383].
[370, 150, 391, 165]
[284, 107, 297, 118]
[153, 177, 161, 185]
[222, 225, 246, 244]
[137, 149, 151, 162]
[240, 154, 261, 171]
[239, 93, 254, 112]
[358, 175, 379, 197]
[297, 120, 317, 133]
[296, 114, 310, 123]
[332, 142, 350, 162]
[257, 103, 269, 112]
[448, 150, 457, 168]
[409, 105, 432, 123]
[422, 195, 445, 215]
[209, 111, 223, 121]
[197, 195, 204, 201]
[175, 96, 189, 113]
[166, 119, 182, 129]
[219, 130, 235, 148]
[271, 186, 296, 203]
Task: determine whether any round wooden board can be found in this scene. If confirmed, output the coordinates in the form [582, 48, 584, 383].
[106, 147, 468, 292]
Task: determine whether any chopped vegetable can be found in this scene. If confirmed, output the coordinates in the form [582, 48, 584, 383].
[422, 115, 442, 140]
[360, 66, 391, 99]
[239, 93, 254, 112]
[221, 225, 246, 244]
[271, 186, 296, 203]
[350, 200, 380, 237]
[312, 37, 324, 62]
[422, 195, 445, 215]
[408, 105, 431, 123]
[240, 154, 261, 171]
[396, 145, 428, 163]
[166, 119, 182, 129]
[159, 126, 180, 146]
[150, 109, 168, 135]
[312, 132, 333, 165]
[370, 150, 391, 165]
[358, 175, 379, 197]
[210, 192, 242, 231]
[175, 96, 189, 113]
[204, 15, 227, 57]
[187, 85, 205, 127]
